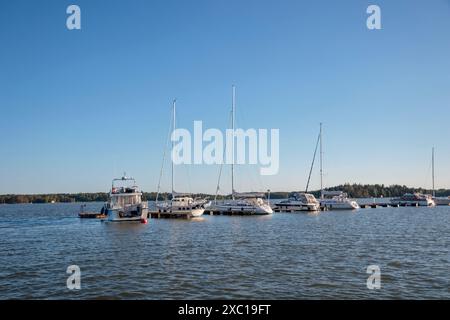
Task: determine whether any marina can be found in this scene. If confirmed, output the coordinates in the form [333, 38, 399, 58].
[2, 0, 450, 304]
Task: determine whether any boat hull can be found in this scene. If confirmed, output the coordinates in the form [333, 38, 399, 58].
[390, 199, 435, 207]
[103, 207, 149, 223]
[434, 198, 450, 206]
[210, 203, 273, 215]
[156, 205, 205, 218]
[320, 200, 360, 210]
[274, 202, 320, 212]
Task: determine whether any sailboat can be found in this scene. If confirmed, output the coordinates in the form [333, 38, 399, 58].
[274, 128, 320, 212]
[316, 123, 360, 210]
[210, 86, 273, 215]
[155, 100, 207, 218]
[391, 148, 438, 207]
[431, 147, 448, 206]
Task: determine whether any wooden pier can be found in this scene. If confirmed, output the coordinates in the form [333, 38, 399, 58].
[273, 202, 426, 212]
[79, 212, 107, 219]
[148, 211, 194, 219]
[204, 210, 264, 216]
[359, 202, 419, 209]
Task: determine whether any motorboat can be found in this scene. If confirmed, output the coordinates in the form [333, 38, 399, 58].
[391, 193, 436, 207]
[212, 192, 273, 215]
[274, 193, 320, 212]
[320, 191, 360, 210]
[100, 175, 149, 223]
[156, 193, 207, 217]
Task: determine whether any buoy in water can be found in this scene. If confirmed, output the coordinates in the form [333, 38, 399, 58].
[141, 218, 148, 224]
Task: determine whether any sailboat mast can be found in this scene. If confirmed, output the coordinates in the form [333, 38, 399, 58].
[231, 85, 235, 200]
[432, 147, 435, 197]
[172, 99, 176, 200]
[305, 131, 320, 192]
[320, 123, 323, 199]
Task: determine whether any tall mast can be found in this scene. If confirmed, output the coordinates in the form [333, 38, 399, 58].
[305, 130, 320, 192]
[320, 122, 323, 199]
[432, 147, 435, 197]
[172, 99, 176, 200]
[231, 85, 235, 200]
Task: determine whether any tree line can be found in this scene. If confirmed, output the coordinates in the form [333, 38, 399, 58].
[0, 184, 449, 204]
[0, 192, 223, 204]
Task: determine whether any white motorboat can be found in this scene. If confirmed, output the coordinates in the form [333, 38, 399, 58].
[155, 100, 206, 218]
[156, 194, 207, 217]
[320, 191, 360, 210]
[213, 192, 273, 215]
[100, 175, 149, 223]
[274, 193, 320, 212]
[391, 193, 435, 207]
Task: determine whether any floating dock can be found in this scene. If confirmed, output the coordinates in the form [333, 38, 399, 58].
[148, 211, 194, 219]
[204, 210, 264, 216]
[359, 202, 421, 208]
[79, 212, 107, 219]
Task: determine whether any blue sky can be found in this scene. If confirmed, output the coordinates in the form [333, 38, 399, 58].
[1, 0, 450, 194]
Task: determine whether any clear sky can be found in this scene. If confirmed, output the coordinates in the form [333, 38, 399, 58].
[1, 0, 450, 194]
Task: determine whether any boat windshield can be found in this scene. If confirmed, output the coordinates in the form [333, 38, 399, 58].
[110, 194, 141, 207]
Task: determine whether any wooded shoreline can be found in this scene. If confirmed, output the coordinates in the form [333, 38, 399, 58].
[1, 184, 449, 204]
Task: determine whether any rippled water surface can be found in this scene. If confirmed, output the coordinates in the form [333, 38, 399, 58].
[0, 202, 449, 299]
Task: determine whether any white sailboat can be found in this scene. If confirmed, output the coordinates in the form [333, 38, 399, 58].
[211, 86, 273, 215]
[155, 100, 206, 218]
[391, 147, 438, 207]
[274, 128, 320, 212]
[317, 123, 359, 210]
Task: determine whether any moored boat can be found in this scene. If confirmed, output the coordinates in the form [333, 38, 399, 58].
[390, 193, 435, 207]
[156, 194, 207, 217]
[212, 192, 273, 215]
[210, 86, 272, 215]
[100, 175, 149, 223]
[155, 100, 207, 218]
[320, 191, 360, 210]
[434, 196, 450, 206]
[274, 193, 320, 212]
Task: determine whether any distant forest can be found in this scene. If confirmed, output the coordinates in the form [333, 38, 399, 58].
[1, 184, 449, 204]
